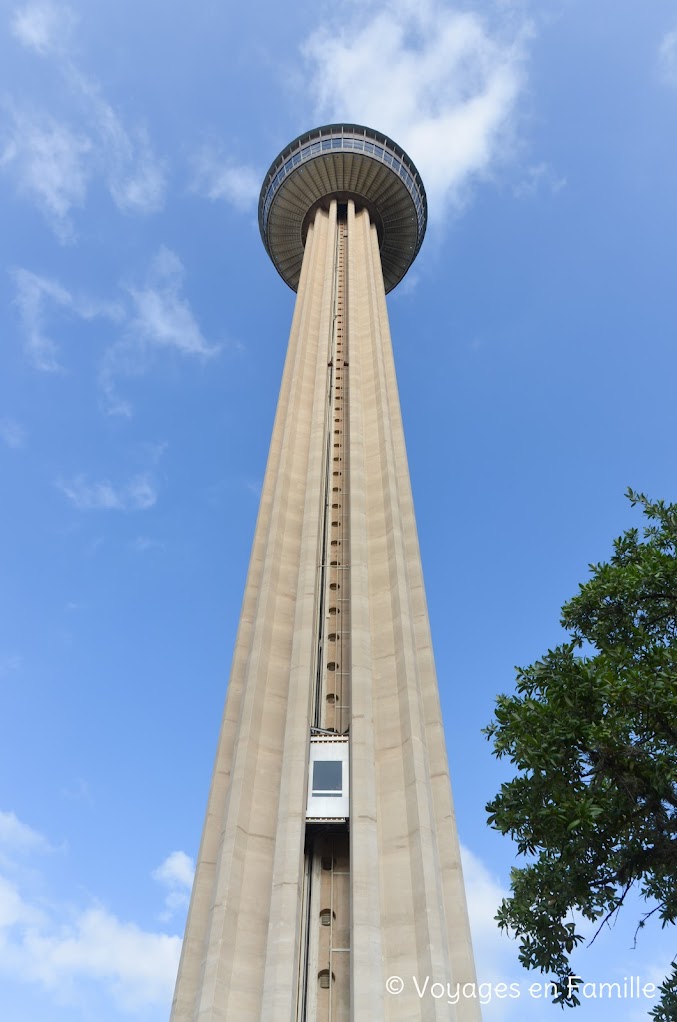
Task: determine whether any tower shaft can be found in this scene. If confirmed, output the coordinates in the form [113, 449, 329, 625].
[171, 199, 479, 1021]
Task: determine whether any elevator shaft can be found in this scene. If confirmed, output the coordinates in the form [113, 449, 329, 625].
[300, 204, 352, 1022]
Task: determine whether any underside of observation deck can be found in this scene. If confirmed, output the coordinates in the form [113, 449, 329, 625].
[259, 124, 427, 293]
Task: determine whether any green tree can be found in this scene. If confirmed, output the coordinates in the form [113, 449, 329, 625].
[485, 490, 677, 1019]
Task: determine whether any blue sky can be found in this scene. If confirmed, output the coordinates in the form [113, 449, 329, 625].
[0, 1, 675, 1019]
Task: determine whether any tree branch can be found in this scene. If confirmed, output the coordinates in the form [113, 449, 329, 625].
[587, 881, 634, 948]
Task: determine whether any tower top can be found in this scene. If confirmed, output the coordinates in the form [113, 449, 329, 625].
[259, 124, 427, 294]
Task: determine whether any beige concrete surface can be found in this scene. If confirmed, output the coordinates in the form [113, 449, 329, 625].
[170, 200, 481, 1022]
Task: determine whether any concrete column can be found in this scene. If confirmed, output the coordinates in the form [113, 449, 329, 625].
[347, 208, 480, 1022]
[171, 204, 339, 1022]
[171, 198, 480, 1022]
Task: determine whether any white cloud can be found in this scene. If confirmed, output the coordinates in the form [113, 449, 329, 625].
[11, 252, 214, 411]
[0, 875, 47, 932]
[462, 844, 505, 948]
[0, 809, 181, 1013]
[301, 0, 530, 220]
[11, 267, 73, 370]
[0, 812, 48, 854]
[98, 341, 137, 419]
[1, 106, 91, 242]
[4, 5, 166, 235]
[25, 246, 215, 417]
[191, 147, 260, 211]
[18, 906, 180, 1010]
[153, 851, 194, 891]
[66, 67, 167, 215]
[11, 267, 122, 371]
[10, 1, 76, 55]
[100, 246, 217, 411]
[0, 418, 27, 449]
[0, 883, 178, 1012]
[128, 247, 217, 357]
[461, 843, 517, 989]
[461, 845, 553, 1019]
[0, 809, 183, 1009]
[110, 139, 167, 214]
[659, 29, 677, 87]
[513, 161, 566, 199]
[153, 851, 194, 920]
[57, 473, 157, 511]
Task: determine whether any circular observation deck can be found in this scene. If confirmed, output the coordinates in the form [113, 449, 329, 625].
[259, 124, 427, 294]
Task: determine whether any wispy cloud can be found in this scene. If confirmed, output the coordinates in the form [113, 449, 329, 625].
[10, 1, 76, 55]
[301, 0, 530, 220]
[153, 851, 194, 921]
[97, 341, 138, 419]
[513, 161, 566, 199]
[659, 29, 677, 87]
[190, 146, 260, 211]
[4, 2, 166, 236]
[10, 267, 122, 371]
[11, 267, 75, 370]
[56, 473, 157, 511]
[100, 246, 218, 416]
[109, 130, 166, 214]
[128, 247, 217, 357]
[66, 66, 167, 216]
[0, 811, 49, 854]
[0, 106, 91, 242]
[11, 249, 216, 413]
[0, 418, 27, 449]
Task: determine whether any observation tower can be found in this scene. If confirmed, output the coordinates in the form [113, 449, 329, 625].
[171, 125, 480, 1022]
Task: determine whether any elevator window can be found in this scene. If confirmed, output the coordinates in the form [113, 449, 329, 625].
[312, 760, 342, 796]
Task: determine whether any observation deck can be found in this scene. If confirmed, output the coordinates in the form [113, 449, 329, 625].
[258, 124, 427, 294]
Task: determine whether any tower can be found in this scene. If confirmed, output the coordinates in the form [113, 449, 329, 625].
[171, 125, 480, 1022]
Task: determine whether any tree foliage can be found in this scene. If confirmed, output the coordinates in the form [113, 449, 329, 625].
[485, 490, 677, 1018]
